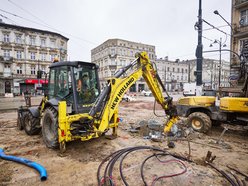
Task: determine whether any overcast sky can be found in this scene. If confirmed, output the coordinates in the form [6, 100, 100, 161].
[1, 0, 232, 61]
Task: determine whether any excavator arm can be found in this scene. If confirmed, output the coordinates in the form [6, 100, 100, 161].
[90, 51, 178, 133]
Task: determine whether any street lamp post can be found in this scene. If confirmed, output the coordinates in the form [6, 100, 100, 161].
[210, 38, 226, 89]
[218, 38, 222, 89]
[214, 10, 233, 31]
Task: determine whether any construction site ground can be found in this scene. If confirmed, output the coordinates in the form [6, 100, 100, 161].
[0, 95, 248, 186]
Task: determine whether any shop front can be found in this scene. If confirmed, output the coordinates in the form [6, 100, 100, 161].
[20, 79, 48, 95]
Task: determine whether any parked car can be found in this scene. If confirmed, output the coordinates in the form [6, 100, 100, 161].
[141, 90, 152, 96]
[122, 94, 135, 102]
[183, 82, 196, 96]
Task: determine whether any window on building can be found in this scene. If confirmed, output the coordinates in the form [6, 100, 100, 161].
[173, 67, 175, 72]
[111, 49, 115, 55]
[3, 50, 10, 58]
[3, 34, 10, 42]
[50, 39, 56, 48]
[30, 36, 36, 45]
[178, 68, 180, 72]
[16, 35, 22, 44]
[241, 9, 248, 26]
[4, 64, 11, 77]
[16, 51, 22, 59]
[30, 52, 36, 60]
[240, 39, 248, 53]
[111, 59, 115, 65]
[177, 76, 179, 80]
[17, 65, 22, 74]
[31, 66, 36, 75]
[111, 70, 115, 76]
[130, 50, 133, 57]
[40, 53, 46, 61]
[182, 68, 184, 73]
[60, 41, 64, 48]
[4, 64, 10, 69]
[167, 67, 170, 72]
[50, 54, 56, 61]
[185, 69, 188, 73]
[181, 76, 183, 80]
[41, 38, 46, 47]
[41, 65, 46, 73]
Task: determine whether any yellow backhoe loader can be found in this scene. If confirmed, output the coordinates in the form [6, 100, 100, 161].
[17, 52, 178, 152]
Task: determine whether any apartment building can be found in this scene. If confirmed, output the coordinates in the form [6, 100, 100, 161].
[187, 58, 230, 90]
[91, 38, 156, 92]
[0, 22, 68, 96]
[155, 57, 188, 91]
[230, 0, 248, 85]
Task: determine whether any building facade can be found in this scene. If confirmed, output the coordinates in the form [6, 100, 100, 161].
[155, 57, 188, 91]
[91, 38, 156, 92]
[231, 0, 248, 85]
[187, 58, 230, 90]
[0, 22, 68, 96]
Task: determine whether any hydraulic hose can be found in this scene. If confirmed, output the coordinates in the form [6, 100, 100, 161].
[0, 148, 47, 181]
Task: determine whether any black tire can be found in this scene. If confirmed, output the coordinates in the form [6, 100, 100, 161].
[23, 112, 41, 135]
[187, 112, 212, 133]
[17, 111, 23, 130]
[42, 107, 59, 149]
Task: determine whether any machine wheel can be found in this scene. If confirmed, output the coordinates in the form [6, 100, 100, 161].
[42, 107, 59, 149]
[187, 112, 212, 133]
[23, 112, 41, 135]
[17, 111, 24, 130]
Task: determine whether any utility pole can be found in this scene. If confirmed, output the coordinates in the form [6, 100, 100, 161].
[196, 0, 203, 87]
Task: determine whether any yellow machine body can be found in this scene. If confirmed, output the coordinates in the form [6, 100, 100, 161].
[220, 97, 248, 112]
[177, 96, 216, 107]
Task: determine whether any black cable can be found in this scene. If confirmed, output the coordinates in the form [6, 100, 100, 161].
[140, 153, 187, 186]
[228, 171, 241, 186]
[207, 162, 238, 186]
[97, 148, 123, 185]
[118, 146, 166, 186]
[98, 146, 191, 186]
[98, 146, 169, 186]
[153, 98, 166, 117]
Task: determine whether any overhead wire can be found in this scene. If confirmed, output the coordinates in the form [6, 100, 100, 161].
[202, 35, 214, 42]
[0, 8, 97, 60]
[202, 19, 231, 37]
[203, 24, 229, 31]
[0, 13, 18, 25]
[6, 0, 97, 45]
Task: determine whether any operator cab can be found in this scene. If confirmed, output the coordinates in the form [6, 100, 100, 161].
[47, 61, 100, 113]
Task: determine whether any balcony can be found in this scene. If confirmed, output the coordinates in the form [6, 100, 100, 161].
[108, 54, 117, 58]
[234, 25, 248, 38]
[108, 65, 117, 69]
[1, 41, 12, 47]
[234, 0, 248, 8]
[0, 56, 14, 63]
